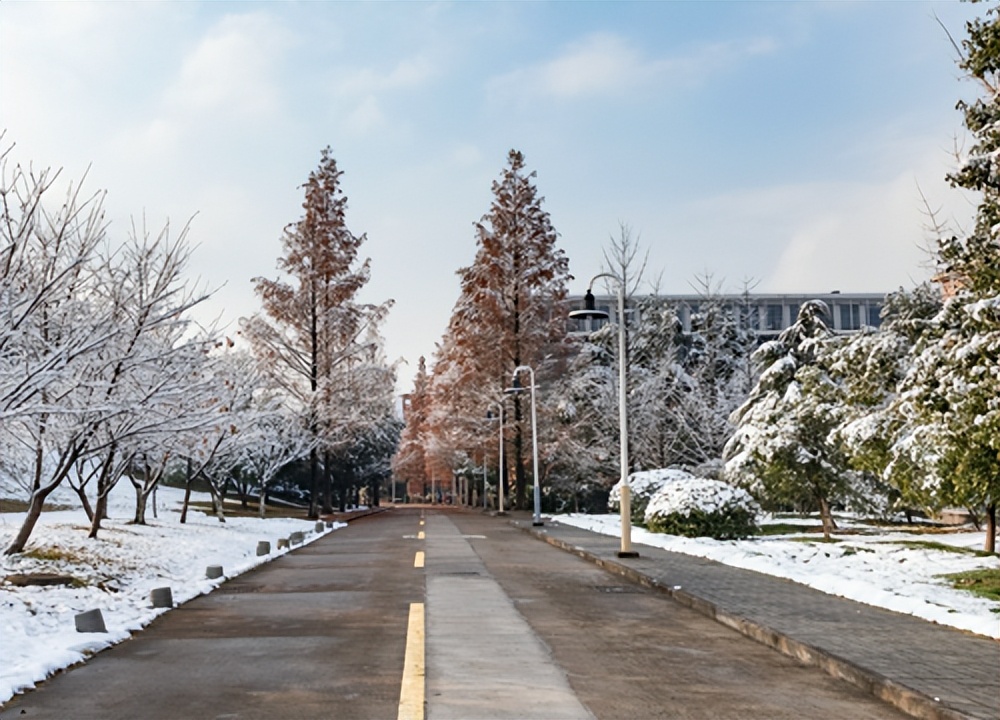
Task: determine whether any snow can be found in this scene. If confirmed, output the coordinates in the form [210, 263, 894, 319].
[0, 482, 344, 705]
[641, 474, 760, 519]
[556, 512, 1000, 640]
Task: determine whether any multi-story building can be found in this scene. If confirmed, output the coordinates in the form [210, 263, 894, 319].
[568, 291, 886, 339]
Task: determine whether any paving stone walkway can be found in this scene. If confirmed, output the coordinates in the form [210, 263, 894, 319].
[508, 514, 999, 720]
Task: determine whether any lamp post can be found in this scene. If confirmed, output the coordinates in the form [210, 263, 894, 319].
[486, 401, 506, 515]
[507, 365, 542, 526]
[569, 276, 639, 558]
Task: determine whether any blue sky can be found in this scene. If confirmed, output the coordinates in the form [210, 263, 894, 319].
[0, 1, 984, 391]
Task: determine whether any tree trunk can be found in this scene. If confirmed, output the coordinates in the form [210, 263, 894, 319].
[133, 487, 149, 525]
[207, 476, 227, 523]
[818, 496, 834, 540]
[4, 489, 51, 555]
[984, 503, 996, 554]
[513, 395, 526, 509]
[75, 484, 95, 522]
[322, 452, 334, 515]
[180, 458, 193, 524]
[89, 490, 109, 539]
[308, 447, 320, 519]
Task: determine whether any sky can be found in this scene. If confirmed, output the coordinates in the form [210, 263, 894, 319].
[0, 0, 986, 392]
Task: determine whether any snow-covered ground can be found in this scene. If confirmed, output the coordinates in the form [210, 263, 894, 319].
[556, 512, 1000, 639]
[0, 482, 344, 705]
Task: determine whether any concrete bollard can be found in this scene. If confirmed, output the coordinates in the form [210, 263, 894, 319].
[315, 522, 325, 533]
[206, 565, 224, 580]
[277, 537, 289, 550]
[289, 531, 304, 545]
[75, 609, 107, 633]
[256, 541, 271, 556]
[150, 587, 173, 609]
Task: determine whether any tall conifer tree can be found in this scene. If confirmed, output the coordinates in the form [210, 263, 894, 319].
[427, 150, 571, 509]
[243, 147, 392, 518]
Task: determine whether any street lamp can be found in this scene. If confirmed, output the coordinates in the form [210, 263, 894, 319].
[507, 365, 542, 527]
[569, 276, 639, 558]
[486, 401, 506, 515]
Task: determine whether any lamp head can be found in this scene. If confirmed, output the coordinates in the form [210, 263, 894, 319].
[568, 289, 610, 321]
[504, 374, 523, 395]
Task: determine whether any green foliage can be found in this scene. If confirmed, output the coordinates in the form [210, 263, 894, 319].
[757, 522, 823, 536]
[645, 506, 758, 540]
[941, 568, 1000, 602]
[885, 539, 997, 557]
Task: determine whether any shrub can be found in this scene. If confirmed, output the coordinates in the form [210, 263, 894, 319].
[609, 468, 695, 523]
[644, 476, 761, 540]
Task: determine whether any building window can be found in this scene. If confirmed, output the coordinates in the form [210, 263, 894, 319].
[867, 304, 882, 328]
[788, 303, 800, 325]
[765, 304, 783, 331]
[840, 304, 861, 331]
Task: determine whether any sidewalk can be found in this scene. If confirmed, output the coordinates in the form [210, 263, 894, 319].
[507, 514, 999, 720]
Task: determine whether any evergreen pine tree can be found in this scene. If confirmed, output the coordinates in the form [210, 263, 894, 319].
[724, 301, 856, 538]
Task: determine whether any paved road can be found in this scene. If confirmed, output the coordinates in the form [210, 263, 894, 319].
[2, 507, 919, 719]
[1, 509, 423, 720]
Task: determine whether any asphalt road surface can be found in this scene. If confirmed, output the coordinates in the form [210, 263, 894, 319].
[1, 507, 910, 720]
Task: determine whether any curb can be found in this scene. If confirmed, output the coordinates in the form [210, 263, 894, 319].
[322, 506, 391, 524]
[513, 521, 975, 720]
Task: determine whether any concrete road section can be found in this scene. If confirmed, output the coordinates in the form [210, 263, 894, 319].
[0, 509, 425, 720]
[424, 514, 594, 719]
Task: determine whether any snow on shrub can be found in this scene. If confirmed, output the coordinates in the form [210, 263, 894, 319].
[609, 468, 697, 523]
[643, 475, 761, 540]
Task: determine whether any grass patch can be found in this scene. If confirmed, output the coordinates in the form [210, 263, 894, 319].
[883, 540, 996, 557]
[187, 500, 308, 520]
[0, 498, 74, 513]
[758, 523, 820, 536]
[941, 568, 1000, 603]
[22, 545, 89, 564]
[787, 536, 842, 544]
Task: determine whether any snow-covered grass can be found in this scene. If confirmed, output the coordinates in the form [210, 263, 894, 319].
[556, 512, 1000, 640]
[0, 482, 343, 705]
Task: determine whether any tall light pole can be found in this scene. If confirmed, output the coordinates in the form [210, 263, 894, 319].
[508, 365, 542, 526]
[486, 401, 506, 515]
[569, 275, 639, 558]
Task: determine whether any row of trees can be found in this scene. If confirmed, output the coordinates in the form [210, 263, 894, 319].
[1, 141, 399, 555]
[726, 5, 999, 551]
[392, 6, 998, 552]
[391, 152, 758, 514]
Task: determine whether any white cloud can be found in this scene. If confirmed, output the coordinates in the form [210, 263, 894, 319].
[488, 32, 778, 103]
[164, 12, 292, 119]
[335, 56, 435, 96]
[344, 95, 387, 136]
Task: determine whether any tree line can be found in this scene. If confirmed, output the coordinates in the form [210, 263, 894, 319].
[392, 7, 999, 552]
[1, 142, 398, 555]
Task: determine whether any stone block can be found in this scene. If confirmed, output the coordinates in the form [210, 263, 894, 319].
[75, 608, 107, 633]
[150, 587, 173, 608]
[206, 565, 224, 579]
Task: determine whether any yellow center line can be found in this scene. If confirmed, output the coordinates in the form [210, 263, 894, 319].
[417, 530, 425, 540]
[414, 551, 425, 568]
[397, 602, 425, 720]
